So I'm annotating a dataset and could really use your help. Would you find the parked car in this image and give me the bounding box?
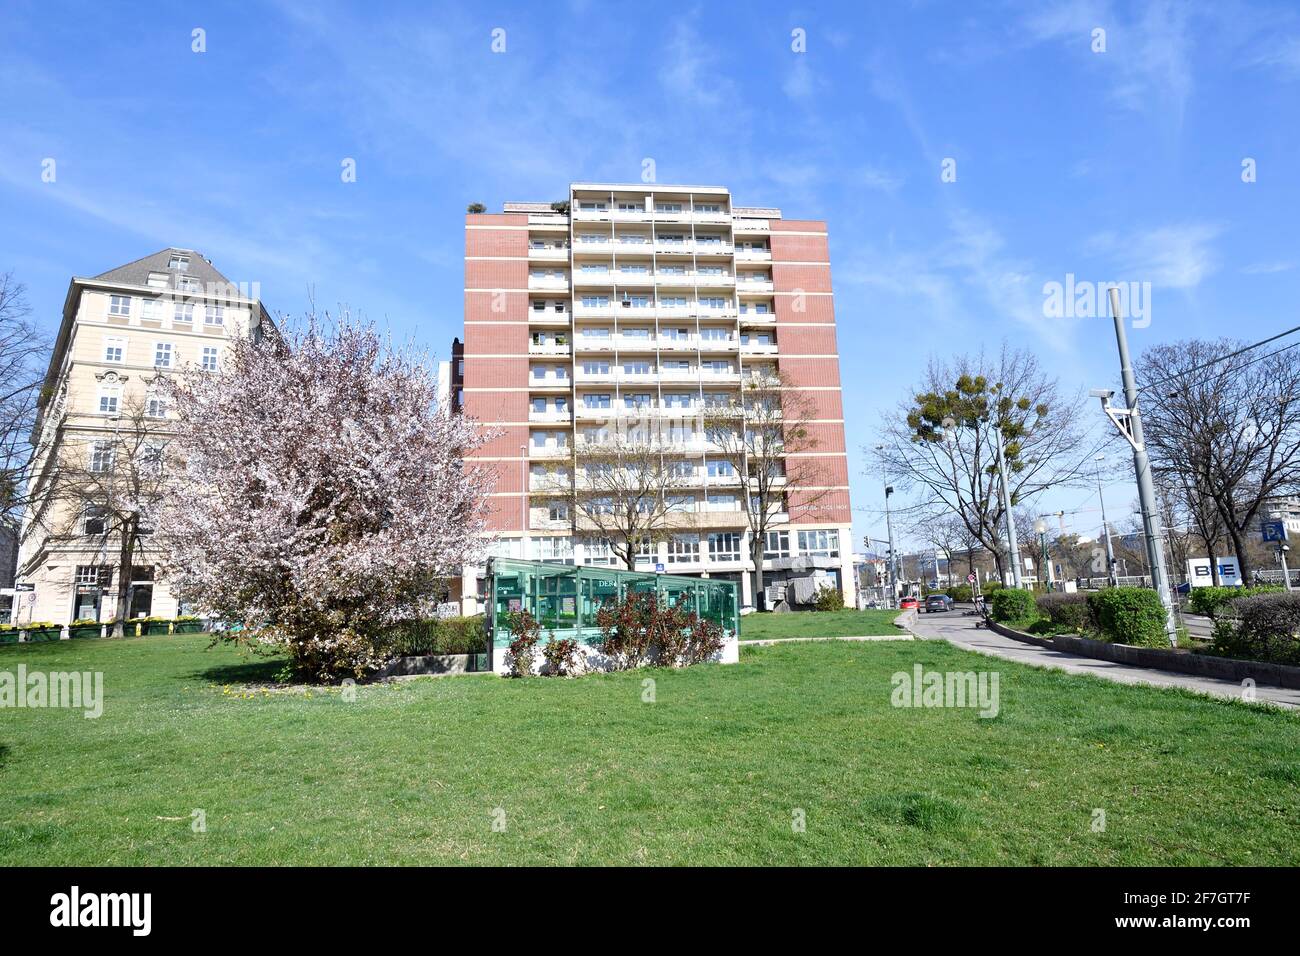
[925,594,954,613]
[899,596,920,610]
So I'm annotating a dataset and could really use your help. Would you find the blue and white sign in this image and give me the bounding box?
[654,563,665,573]
[1262,520,1289,543]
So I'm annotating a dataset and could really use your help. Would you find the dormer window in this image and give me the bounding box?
[168,254,190,271]
[147,273,168,288]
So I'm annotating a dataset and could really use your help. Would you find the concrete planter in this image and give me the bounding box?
[68,624,105,640]
[376,654,475,679]
[22,627,62,643]
[988,618,1300,690]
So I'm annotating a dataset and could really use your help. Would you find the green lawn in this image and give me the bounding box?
[739,609,907,641]
[2,634,1298,865]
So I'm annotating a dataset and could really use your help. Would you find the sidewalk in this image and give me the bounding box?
[908,610,1300,709]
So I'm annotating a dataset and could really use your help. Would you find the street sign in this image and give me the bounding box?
[966,573,976,583]
[15,582,34,592]
[654,563,665,573]
[1262,520,1289,543]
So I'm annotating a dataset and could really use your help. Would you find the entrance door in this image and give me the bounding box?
[73,588,102,622]
[129,584,153,619]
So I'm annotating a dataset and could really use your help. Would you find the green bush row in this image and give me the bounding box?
[378,616,487,657]
[1085,588,1170,647]
[989,588,1036,623]
[1036,592,1092,632]
[1188,585,1281,618]
[1210,591,1300,666]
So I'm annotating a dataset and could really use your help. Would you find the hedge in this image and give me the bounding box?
[379,616,487,656]
[989,588,1036,623]
[1087,587,1170,648]
[1188,585,1280,618]
[1036,592,1092,632]
[945,584,973,604]
[1210,591,1300,665]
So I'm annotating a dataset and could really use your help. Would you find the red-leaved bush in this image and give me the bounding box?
[595,591,726,670]
[503,610,540,678]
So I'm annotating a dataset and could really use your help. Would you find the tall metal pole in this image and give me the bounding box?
[883,484,898,606]
[1108,288,1178,645]
[993,424,1024,588]
[1095,455,1118,587]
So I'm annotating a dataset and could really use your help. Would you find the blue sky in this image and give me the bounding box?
[2,0,1299,557]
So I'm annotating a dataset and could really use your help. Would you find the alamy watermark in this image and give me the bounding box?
[891,664,1000,718]
[1,666,103,718]
[1042,274,1151,328]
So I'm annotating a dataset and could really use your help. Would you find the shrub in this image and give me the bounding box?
[945,584,973,604]
[989,588,1036,624]
[1188,585,1280,618]
[503,611,540,678]
[542,636,582,676]
[813,585,845,612]
[379,616,487,656]
[596,591,726,670]
[1035,592,1092,633]
[1087,587,1170,647]
[1210,591,1300,665]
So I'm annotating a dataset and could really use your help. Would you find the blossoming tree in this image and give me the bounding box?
[158,315,493,680]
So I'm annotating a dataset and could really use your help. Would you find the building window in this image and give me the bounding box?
[141,443,165,474]
[583,394,611,409]
[798,529,840,558]
[174,302,195,323]
[201,347,219,371]
[147,273,169,289]
[82,506,107,537]
[533,536,574,564]
[707,459,736,478]
[141,297,165,321]
[97,387,120,414]
[204,305,224,326]
[583,538,615,566]
[154,342,173,368]
[103,337,126,363]
[668,533,700,563]
[548,500,569,522]
[75,564,110,586]
[146,394,167,419]
[708,532,741,562]
[168,254,190,271]
[90,441,115,472]
[108,295,132,317]
[765,531,791,559]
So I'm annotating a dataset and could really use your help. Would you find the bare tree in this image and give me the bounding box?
[43,398,177,635]
[1138,339,1300,582]
[0,272,47,518]
[702,372,830,602]
[874,345,1096,579]
[565,418,684,571]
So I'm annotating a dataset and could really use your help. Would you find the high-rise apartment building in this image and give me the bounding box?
[455,183,853,611]
[13,248,276,626]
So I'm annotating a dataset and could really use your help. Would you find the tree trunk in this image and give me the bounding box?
[112,519,133,637]
[1229,526,1253,583]
[751,538,765,610]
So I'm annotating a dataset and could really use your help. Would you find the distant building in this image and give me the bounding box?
[13,249,276,626]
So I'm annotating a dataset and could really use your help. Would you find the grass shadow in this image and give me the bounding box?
[190,658,286,686]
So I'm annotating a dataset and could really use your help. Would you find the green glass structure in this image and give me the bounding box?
[485,557,739,663]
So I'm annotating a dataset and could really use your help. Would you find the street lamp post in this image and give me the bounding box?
[1033,517,1049,592]
[1095,453,1118,588]
[1279,545,1293,592]
[1091,287,1179,646]
[992,423,1025,589]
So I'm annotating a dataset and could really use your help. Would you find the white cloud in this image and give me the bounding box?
[1085,223,1222,288]
[1240,260,1296,275]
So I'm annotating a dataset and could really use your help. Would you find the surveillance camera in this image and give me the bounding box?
[1089,388,1115,400]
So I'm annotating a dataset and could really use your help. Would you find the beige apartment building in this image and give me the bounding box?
[12,248,275,627]
[453,183,854,612]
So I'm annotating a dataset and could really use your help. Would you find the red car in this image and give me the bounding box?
[899,597,920,610]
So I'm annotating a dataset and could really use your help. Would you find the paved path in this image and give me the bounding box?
[908,610,1300,709]
[743,634,913,647]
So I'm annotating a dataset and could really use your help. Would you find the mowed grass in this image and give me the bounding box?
[2,634,1298,865]
[739,609,906,641]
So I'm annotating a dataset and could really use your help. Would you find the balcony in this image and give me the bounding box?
[528,375,572,392]
[528,443,572,460]
[529,342,571,356]
[528,409,572,424]
[740,339,778,356]
[734,247,772,262]
[738,310,777,325]
[696,337,738,353]
[528,245,569,261]
[528,274,570,292]
[573,336,615,353]
[572,271,614,288]
[737,277,774,293]
[574,403,615,420]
